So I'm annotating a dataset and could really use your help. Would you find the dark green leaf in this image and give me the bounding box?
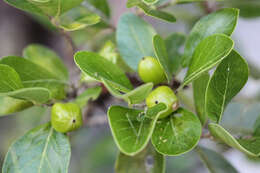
[152,108,201,156]
[193,73,210,125]
[0,64,23,92]
[2,123,71,173]
[0,87,51,104]
[138,3,176,23]
[0,96,33,116]
[4,0,83,16]
[182,8,239,66]
[196,146,238,173]
[182,34,234,87]
[58,6,100,31]
[209,123,260,157]
[115,143,165,173]
[153,35,172,83]
[116,13,156,71]
[108,103,167,155]
[165,33,186,74]
[74,51,133,92]
[205,50,249,123]
[86,0,110,17]
[74,86,102,108]
[23,44,69,81]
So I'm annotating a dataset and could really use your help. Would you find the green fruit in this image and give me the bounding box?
[146,86,178,119]
[51,102,83,133]
[138,56,166,85]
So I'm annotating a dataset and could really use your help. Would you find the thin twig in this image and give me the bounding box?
[59,28,77,54]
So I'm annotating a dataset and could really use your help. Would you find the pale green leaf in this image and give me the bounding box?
[108,103,167,156]
[209,123,260,157]
[23,44,68,81]
[74,86,102,108]
[196,146,238,173]
[0,64,23,92]
[153,35,172,83]
[74,51,133,93]
[138,3,176,23]
[193,73,210,125]
[182,34,234,87]
[2,123,71,173]
[116,13,156,71]
[205,50,249,123]
[58,6,100,31]
[4,0,83,16]
[182,8,239,67]
[115,143,165,173]
[152,108,201,156]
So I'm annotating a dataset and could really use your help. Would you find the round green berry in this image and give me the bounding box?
[51,102,83,133]
[138,56,166,85]
[146,86,178,119]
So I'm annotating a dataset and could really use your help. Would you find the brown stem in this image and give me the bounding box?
[59,29,77,55]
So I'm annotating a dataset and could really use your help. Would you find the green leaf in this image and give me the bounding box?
[209,123,260,157]
[152,108,201,156]
[74,51,133,92]
[193,73,210,125]
[182,34,234,87]
[4,0,83,17]
[102,79,153,105]
[0,56,67,99]
[0,96,33,116]
[165,33,186,74]
[196,146,238,173]
[182,8,239,67]
[127,0,141,8]
[86,0,110,17]
[23,44,68,81]
[58,5,101,31]
[221,102,260,135]
[0,87,51,104]
[74,86,102,108]
[2,123,71,173]
[0,64,23,92]
[226,0,260,18]
[153,35,172,83]
[253,115,260,136]
[0,56,59,81]
[107,103,167,156]
[138,3,176,23]
[205,50,249,123]
[98,40,133,73]
[115,143,165,173]
[116,13,156,71]
[122,83,153,105]
[142,0,158,5]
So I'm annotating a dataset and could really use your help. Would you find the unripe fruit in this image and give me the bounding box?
[146,86,178,119]
[138,56,166,85]
[51,102,83,133]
